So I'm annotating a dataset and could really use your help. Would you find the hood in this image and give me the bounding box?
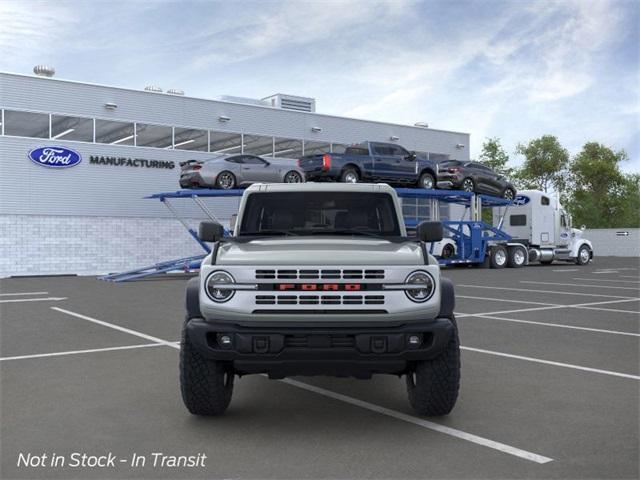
[216,237,423,266]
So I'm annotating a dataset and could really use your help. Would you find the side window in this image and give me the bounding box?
[225,156,243,164]
[391,145,410,157]
[510,215,527,226]
[561,214,567,227]
[541,196,550,206]
[242,155,266,165]
[372,144,392,155]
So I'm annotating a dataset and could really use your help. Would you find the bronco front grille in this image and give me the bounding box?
[255,269,385,280]
[255,294,385,306]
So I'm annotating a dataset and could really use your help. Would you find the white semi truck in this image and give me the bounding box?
[493,190,593,266]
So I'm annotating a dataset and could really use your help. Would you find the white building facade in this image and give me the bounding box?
[0,72,470,277]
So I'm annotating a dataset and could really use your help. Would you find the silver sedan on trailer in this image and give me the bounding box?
[179,154,305,189]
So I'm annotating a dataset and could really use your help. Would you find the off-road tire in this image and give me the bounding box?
[340,168,359,183]
[419,172,436,190]
[576,245,591,265]
[180,321,234,415]
[490,245,508,269]
[406,317,460,416]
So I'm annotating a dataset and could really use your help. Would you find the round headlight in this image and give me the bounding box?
[405,270,435,303]
[206,271,235,303]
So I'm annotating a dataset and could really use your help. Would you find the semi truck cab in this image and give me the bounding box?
[494,190,593,265]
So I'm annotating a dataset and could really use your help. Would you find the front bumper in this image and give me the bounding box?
[185,317,454,378]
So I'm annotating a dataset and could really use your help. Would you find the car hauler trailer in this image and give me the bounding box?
[399,188,529,268]
[492,190,593,266]
[101,186,594,282]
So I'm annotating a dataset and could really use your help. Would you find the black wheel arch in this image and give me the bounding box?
[419,167,436,179]
[438,277,455,319]
[186,276,202,319]
[342,163,362,177]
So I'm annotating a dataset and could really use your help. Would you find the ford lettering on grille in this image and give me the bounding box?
[277,283,362,291]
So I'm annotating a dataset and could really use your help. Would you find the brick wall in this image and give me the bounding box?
[0,215,213,277]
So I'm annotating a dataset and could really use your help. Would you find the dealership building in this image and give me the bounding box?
[0,69,470,277]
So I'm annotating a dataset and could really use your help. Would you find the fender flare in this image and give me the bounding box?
[571,239,593,258]
[438,276,455,319]
[185,276,202,319]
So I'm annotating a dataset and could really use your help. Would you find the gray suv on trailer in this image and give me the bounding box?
[180,183,460,416]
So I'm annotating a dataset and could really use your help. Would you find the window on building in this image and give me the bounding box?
[210,131,243,154]
[173,127,208,151]
[135,123,173,148]
[95,119,135,145]
[429,153,450,163]
[243,134,274,156]
[273,137,303,158]
[51,114,93,142]
[3,110,49,138]
[510,215,527,226]
[303,140,331,156]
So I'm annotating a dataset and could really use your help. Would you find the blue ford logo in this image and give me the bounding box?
[28,146,82,168]
[513,195,530,206]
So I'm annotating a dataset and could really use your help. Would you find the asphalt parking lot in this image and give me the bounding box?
[1,256,638,479]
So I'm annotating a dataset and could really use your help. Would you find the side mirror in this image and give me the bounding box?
[229,214,238,232]
[199,221,224,242]
[407,151,417,161]
[581,224,586,231]
[417,221,443,242]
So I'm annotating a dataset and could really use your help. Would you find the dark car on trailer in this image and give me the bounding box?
[437,160,517,200]
[298,141,440,189]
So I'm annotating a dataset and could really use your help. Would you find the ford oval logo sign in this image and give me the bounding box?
[513,195,530,206]
[28,146,82,168]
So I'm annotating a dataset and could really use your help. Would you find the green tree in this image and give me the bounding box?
[515,135,569,193]
[479,137,513,176]
[565,142,638,228]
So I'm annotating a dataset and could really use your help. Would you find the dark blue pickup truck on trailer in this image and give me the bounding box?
[298,141,440,189]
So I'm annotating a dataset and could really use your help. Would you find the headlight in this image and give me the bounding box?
[206,270,235,303]
[405,270,435,303]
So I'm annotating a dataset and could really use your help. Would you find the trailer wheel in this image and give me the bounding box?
[490,245,508,269]
[507,246,526,268]
[576,245,591,265]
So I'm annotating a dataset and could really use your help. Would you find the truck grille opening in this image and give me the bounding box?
[255,294,385,305]
[255,269,385,280]
[284,335,355,348]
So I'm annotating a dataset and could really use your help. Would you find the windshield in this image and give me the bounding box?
[238,192,401,237]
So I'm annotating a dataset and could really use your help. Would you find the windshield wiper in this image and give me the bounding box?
[239,229,299,237]
[313,229,389,239]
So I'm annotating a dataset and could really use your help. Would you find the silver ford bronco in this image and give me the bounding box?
[180,183,460,416]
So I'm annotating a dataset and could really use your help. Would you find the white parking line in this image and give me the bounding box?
[0,291,49,296]
[572,278,640,284]
[461,347,640,380]
[457,284,637,299]
[552,269,579,272]
[458,313,640,337]
[455,298,640,318]
[620,275,640,279]
[0,297,67,304]
[281,378,553,464]
[51,307,179,348]
[520,281,639,291]
[0,343,166,362]
[457,295,559,306]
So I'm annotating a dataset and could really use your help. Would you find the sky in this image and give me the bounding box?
[1,0,638,172]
